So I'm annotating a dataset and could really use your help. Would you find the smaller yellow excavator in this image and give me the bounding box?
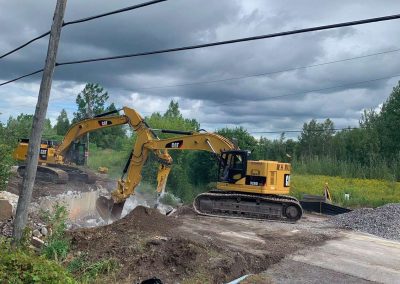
[12,109,132,184]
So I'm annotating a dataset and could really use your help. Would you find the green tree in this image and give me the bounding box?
[73,83,109,122]
[54,109,70,136]
[376,81,400,159]
[298,118,335,157]
[217,127,257,152]
[6,114,55,140]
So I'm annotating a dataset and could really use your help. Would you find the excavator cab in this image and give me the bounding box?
[218,150,248,183]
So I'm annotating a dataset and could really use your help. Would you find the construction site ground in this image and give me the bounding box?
[3,173,400,283]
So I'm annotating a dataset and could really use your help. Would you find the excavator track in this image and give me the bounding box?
[193,190,303,222]
[53,164,96,184]
[17,164,96,184]
[17,165,69,184]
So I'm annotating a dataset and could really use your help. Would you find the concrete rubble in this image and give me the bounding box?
[0,191,18,221]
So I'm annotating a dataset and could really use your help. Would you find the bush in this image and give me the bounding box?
[0,237,76,283]
[41,203,70,262]
[0,144,14,191]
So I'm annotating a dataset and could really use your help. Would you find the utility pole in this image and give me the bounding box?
[13,0,67,242]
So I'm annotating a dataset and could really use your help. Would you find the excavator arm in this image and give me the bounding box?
[56,107,143,158]
[98,128,238,221]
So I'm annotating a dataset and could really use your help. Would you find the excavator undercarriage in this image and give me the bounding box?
[194,191,302,222]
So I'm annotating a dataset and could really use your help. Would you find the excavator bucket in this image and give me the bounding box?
[96,196,125,222]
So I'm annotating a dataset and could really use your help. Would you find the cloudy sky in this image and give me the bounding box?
[1,0,400,138]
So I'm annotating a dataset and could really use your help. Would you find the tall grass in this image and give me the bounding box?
[291,174,400,208]
[292,156,398,181]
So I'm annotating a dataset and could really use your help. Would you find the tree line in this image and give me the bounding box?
[1,81,400,199]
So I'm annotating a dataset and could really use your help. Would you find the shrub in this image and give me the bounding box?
[41,203,70,262]
[0,237,76,283]
[0,144,14,191]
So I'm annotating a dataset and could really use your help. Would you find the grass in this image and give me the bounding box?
[292,156,399,181]
[291,174,400,208]
[87,144,130,178]
[67,254,119,283]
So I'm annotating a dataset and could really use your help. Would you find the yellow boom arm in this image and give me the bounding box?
[112,130,237,203]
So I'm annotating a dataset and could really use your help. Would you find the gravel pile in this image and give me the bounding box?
[331,203,400,241]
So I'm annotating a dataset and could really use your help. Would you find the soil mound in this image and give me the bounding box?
[113,206,180,234]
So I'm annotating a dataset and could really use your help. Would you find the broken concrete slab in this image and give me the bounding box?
[0,191,19,221]
[0,199,13,221]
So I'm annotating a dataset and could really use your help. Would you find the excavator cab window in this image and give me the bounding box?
[218,150,247,183]
[68,141,86,165]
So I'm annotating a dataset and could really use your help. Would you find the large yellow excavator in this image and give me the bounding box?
[14,107,303,222]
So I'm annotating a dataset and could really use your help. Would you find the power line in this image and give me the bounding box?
[210,72,400,106]
[0,68,44,87]
[56,13,400,66]
[249,127,361,134]
[131,48,400,90]
[2,13,400,87]
[62,0,167,26]
[0,32,50,60]
[0,0,167,60]
[262,73,400,100]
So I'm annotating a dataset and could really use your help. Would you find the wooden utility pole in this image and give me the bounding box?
[13,0,67,242]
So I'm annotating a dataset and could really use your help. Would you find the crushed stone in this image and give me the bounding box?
[330,203,400,241]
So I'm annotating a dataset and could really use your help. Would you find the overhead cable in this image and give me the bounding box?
[56,13,400,66]
[0,68,44,87]
[209,72,400,106]
[0,0,167,60]
[2,13,400,87]
[131,48,400,90]
[62,0,167,26]
[249,127,361,134]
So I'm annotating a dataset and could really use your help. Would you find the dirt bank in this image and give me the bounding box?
[69,206,337,283]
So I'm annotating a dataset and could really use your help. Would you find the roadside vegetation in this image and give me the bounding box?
[0,203,118,283]
[291,174,400,208]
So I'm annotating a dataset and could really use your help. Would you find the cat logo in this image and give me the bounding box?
[165,140,183,148]
[39,148,48,160]
[98,120,112,127]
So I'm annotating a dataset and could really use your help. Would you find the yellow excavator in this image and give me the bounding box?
[14,107,303,222]
[93,107,302,222]
[12,109,133,184]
